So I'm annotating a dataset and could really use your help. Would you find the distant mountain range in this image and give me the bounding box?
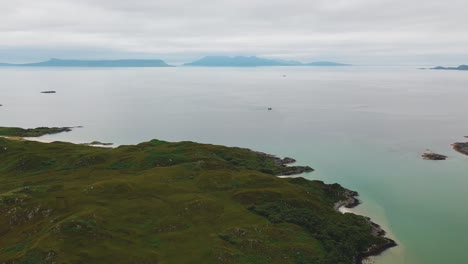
[431,65,468,71]
[0,58,172,67]
[184,56,351,67]
[0,56,352,68]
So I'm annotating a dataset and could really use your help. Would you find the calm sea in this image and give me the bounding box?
[1,66,468,263]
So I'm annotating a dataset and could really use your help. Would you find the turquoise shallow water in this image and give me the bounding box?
[1,66,468,263]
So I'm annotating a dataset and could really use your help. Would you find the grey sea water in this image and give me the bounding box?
[1,66,468,263]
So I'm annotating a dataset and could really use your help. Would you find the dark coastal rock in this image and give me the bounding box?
[281,157,296,164]
[422,152,447,160]
[452,142,468,156]
[269,155,314,175]
[280,165,314,175]
[334,189,361,210]
[251,151,314,176]
[41,91,56,94]
[355,221,397,264]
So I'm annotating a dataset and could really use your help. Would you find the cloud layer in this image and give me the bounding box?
[1,0,467,64]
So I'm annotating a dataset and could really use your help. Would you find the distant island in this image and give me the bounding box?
[0,58,172,67]
[184,56,351,67]
[429,65,468,71]
[0,57,352,68]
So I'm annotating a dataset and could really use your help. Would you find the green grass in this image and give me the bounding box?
[0,137,387,263]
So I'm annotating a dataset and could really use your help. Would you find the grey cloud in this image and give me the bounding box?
[0,0,467,65]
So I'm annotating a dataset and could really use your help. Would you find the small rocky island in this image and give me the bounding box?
[41,90,56,93]
[0,127,395,264]
[422,151,448,160]
[452,142,468,156]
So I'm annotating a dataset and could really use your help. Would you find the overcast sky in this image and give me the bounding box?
[0,0,467,65]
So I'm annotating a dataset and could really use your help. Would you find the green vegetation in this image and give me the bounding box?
[0,126,72,137]
[0,138,389,263]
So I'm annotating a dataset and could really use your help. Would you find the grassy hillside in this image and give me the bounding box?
[0,138,390,263]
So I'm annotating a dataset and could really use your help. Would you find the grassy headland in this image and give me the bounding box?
[0,127,72,137]
[0,136,394,263]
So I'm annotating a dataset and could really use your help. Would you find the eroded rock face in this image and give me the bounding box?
[422,152,447,160]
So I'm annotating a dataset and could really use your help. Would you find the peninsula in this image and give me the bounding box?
[0,128,394,264]
[0,126,73,137]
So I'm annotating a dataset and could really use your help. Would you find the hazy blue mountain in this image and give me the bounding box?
[0,57,352,68]
[184,56,351,67]
[0,58,172,67]
[304,61,351,66]
[184,56,302,67]
[431,65,468,71]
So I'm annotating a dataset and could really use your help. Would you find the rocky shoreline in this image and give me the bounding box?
[452,142,468,156]
[356,220,398,264]
[252,149,396,263]
[335,190,397,264]
[334,189,361,210]
[256,149,396,263]
[254,151,315,175]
